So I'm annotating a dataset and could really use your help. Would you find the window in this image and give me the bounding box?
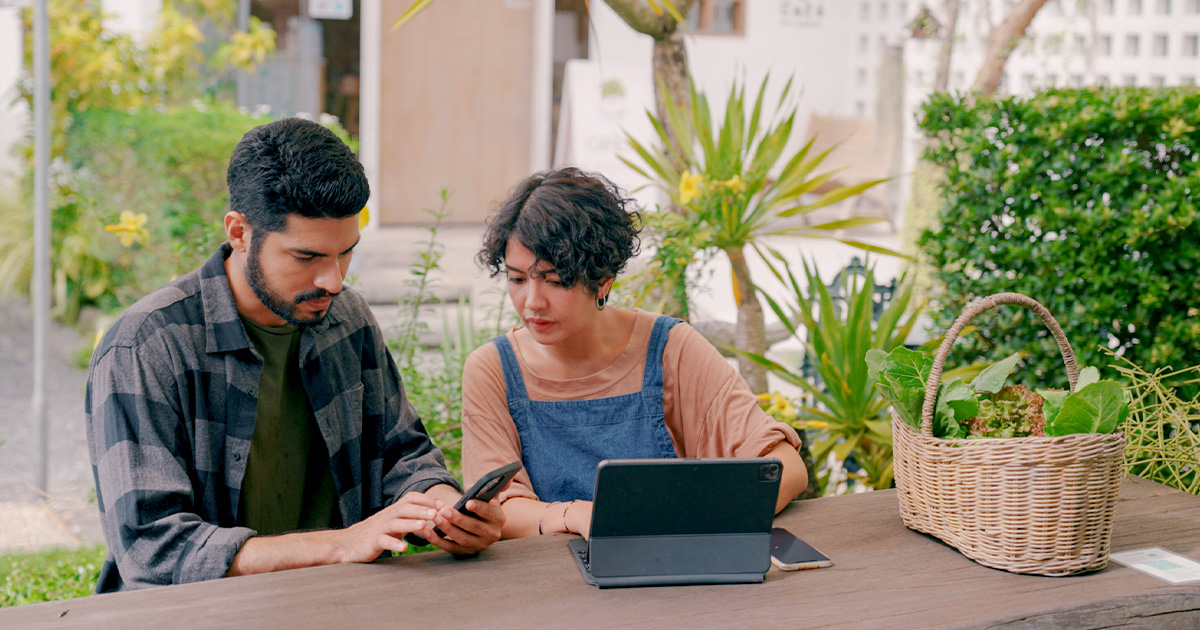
[861,2,870,20]
[898,2,908,17]
[685,1,746,35]
[859,34,869,54]
[1023,73,1036,91]
[1046,73,1058,87]
[1150,75,1166,86]
[1182,75,1197,84]
[1153,34,1169,56]
[1184,34,1199,56]
[1073,34,1088,54]
[1097,34,1113,55]
[1123,74,1138,86]
[1095,74,1110,86]
[1156,0,1172,13]
[1188,0,1200,13]
[879,1,889,20]
[1101,0,1116,14]
[1070,74,1085,87]
[857,67,868,87]
[855,100,866,116]
[1128,0,1143,13]
[1126,34,1141,55]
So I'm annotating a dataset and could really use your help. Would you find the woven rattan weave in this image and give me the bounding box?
[891,293,1125,576]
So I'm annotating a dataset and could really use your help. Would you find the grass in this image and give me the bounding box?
[0,544,106,607]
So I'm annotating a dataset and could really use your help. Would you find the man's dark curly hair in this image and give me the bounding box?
[227,118,369,233]
[478,168,641,295]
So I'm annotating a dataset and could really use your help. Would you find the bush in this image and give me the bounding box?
[0,105,358,324]
[0,544,106,607]
[918,88,1200,395]
[387,194,514,480]
[56,104,274,316]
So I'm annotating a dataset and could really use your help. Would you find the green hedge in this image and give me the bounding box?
[58,104,274,316]
[918,88,1200,393]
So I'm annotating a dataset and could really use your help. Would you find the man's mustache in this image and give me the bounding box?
[295,289,333,303]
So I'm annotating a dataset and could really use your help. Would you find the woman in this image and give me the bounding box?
[461,167,807,539]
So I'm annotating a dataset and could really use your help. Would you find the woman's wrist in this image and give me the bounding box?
[559,500,577,533]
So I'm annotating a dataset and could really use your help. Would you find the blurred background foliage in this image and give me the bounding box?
[918,87,1200,398]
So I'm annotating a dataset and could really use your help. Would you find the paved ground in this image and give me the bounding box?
[0,221,901,555]
[0,298,103,553]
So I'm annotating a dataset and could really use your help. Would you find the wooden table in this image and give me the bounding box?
[5,476,1200,629]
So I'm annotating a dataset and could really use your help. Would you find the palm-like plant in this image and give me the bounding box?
[623,75,895,393]
[740,258,920,491]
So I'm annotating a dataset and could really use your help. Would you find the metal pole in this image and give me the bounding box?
[236,0,250,107]
[32,0,50,492]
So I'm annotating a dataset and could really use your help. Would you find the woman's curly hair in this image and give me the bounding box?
[477,168,641,295]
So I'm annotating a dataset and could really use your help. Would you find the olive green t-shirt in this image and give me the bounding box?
[236,317,339,536]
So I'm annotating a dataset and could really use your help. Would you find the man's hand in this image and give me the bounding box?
[228,493,440,576]
[419,484,505,554]
[334,492,441,563]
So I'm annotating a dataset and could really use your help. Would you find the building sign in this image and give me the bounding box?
[781,0,824,28]
[554,59,660,211]
[309,0,352,20]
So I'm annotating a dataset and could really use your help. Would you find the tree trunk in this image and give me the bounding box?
[604,0,697,319]
[649,29,692,320]
[652,29,691,170]
[724,246,767,394]
[933,0,961,92]
[971,0,1050,97]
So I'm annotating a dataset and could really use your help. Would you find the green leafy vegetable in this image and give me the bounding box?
[867,347,932,430]
[934,378,974,439]
[967,385,1046,438]
[970,353,1021,394]
[1076,366,1100,390]
[1038,389,1069,424]
[1046,381,1129,436]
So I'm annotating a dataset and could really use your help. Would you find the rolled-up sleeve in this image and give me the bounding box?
[87,340,254,591]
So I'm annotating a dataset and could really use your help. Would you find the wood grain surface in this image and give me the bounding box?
[4,477,1198,630]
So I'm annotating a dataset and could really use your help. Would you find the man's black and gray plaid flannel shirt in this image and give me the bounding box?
[85,244,460,592]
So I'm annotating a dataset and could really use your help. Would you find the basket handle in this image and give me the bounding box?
[920,292,1079,437]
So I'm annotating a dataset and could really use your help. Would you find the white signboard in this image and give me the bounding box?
[309,0,352,20]
[553,59,662,211]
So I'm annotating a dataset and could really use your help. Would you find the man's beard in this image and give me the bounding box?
[244,236,336,326]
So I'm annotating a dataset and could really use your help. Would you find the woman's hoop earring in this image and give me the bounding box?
[596,294,608,310]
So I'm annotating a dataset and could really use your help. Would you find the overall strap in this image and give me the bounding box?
[642,316,682,390]
[490,335,529,400]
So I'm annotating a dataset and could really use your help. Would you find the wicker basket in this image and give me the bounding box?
[891,292,1125,576]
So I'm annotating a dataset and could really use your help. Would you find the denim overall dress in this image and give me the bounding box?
[491,315,682,503]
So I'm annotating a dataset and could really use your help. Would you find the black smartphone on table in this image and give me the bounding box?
[405,461,522,545]
[770,527,832,571]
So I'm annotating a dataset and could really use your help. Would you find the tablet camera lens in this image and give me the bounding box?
[759,463,781,481]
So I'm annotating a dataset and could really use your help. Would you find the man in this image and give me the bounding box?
[85,118,503,592]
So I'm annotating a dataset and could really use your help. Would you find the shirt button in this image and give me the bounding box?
[233,453,242,461]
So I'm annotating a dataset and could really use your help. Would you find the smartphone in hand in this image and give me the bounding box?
[770,527,832,571]
[431,461,522,537]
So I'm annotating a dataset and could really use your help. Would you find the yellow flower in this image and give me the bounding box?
[104,211,149,248]
[358,205,370,230]
[758,391,799,424]
[678,172,704,205]
[717,174,747,192]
